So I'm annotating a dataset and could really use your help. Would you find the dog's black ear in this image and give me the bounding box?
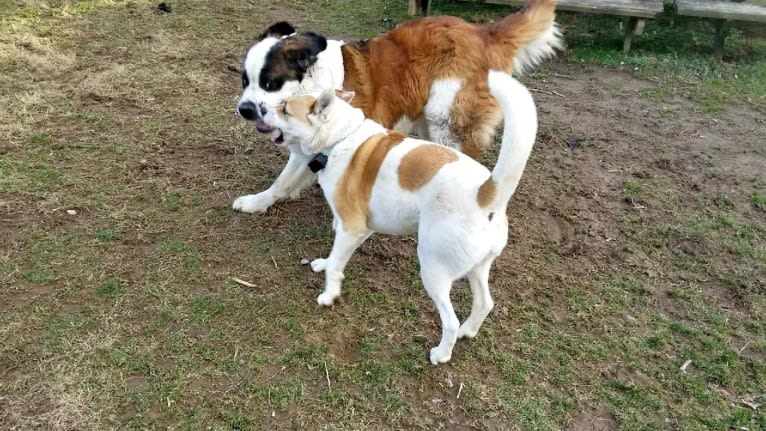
[284,32,328,74]
[258,21,295,40]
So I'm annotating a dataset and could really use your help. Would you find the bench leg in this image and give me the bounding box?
[420,0,431,16]
[623,17,645,54]
[408,0,418,15]
[409,0,431,16]
[711,19,730,61]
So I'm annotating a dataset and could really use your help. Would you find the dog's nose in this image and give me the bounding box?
[238,101,257,121]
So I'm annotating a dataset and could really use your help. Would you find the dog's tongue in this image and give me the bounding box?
[255,119,274,133]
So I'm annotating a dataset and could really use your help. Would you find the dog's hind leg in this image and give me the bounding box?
[450,84,503,160]
[420,264,459,365]
[457,255,496,339]
[232,151,314,213]
[424,79,462,150]
[316,229,372,306]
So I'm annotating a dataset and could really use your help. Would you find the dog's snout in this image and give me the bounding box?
[238,101,257,121]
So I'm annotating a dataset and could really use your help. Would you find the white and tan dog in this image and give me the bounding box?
[265,71,537,364]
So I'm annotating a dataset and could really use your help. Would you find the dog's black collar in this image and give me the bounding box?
[308,153,328,173]
[305,120,368,173]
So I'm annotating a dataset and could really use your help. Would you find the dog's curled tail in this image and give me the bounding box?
[476,71,537,214]
[488,0,563,75]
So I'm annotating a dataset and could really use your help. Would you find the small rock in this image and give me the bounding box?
[565,137,586,150]
[157,2,171,13]
[300,258,310,265]
[66,209,77,215]
[239,358,245,365]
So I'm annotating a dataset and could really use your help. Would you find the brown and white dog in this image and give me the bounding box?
[264,71,537,364]
[233,0,561,214]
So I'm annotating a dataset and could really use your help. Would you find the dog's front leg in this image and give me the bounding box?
[310,216,341,273]
[232,151,314,213]
[316,229,371,306]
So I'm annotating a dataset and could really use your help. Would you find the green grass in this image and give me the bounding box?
[622,179,644,195]
[96,277,123,298]
[189,295,226,321]
[95,228,120,243]
[751,190,766,210]
[24,265,54,283]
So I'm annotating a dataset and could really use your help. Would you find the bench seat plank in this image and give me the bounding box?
[464,0,665,18]
[676,0,766,23]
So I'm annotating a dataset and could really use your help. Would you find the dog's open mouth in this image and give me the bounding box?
[255,119,274,134]
[271,128,284,145]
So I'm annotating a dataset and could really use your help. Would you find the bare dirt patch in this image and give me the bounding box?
[572,405,619,431]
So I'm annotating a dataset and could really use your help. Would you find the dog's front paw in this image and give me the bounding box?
[310,258,327,273]
[232,192,274,213]
[429,346,453,365]
[317,291,338,306]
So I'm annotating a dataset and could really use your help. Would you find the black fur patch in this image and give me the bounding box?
[258,32,328,92]
[258,21,296,40]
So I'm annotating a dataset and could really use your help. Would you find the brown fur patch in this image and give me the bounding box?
[334,132,405,232]
[281,95,315,124]
[477,178,497,208]
[398,145,458,191]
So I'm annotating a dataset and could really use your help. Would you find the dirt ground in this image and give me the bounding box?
[1,1,765,430]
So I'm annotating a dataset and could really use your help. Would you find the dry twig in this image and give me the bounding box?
[230,276,256,288]
[324,361,332,392]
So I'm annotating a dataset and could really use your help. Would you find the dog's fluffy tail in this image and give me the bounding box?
[477,71,537,214]
[487,0,563,75]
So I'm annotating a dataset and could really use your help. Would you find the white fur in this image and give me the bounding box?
[267,71,538,364]
[424,79,462,149]
[232,143,314,213]
[393,115,429,139]
[513,23,563,76]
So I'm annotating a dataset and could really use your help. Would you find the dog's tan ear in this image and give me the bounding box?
[335,90,355,103]
[310,89,335,122]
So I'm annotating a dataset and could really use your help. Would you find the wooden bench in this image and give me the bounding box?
[675,0,766,60]
[411,0,665,52]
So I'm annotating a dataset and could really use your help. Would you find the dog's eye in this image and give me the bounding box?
[261,78,284,92]
[241,71,249,89]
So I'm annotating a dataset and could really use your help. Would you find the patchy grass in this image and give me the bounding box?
[751,190,766,211]
[430,0,766,114]
[1,0,765,430]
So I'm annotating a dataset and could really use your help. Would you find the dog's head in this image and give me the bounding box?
[264,89,356,155]
[237,21,329,137]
